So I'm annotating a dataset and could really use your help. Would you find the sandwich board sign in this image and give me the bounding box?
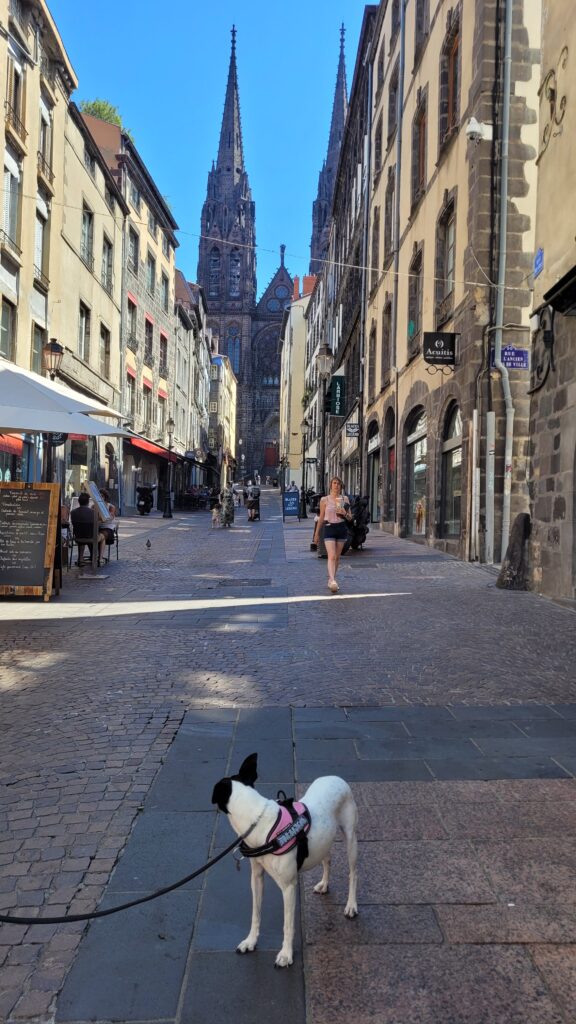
[282,490,300,521]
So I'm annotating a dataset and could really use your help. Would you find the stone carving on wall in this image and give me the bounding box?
[537,45,568,164]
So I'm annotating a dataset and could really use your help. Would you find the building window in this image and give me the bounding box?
[209,401,218,414]
[161,272,169,312]
[3,148,21,247]
[142,385,152,428]
[374,116,383,178]
[411,92,427,206]
[146,252,156,295]
[1,299,16,360]
[84,146,96,178]
[368,324,377,402]
[391,0,400,41]
[414,0,429,61]
[7,50,24,125]
[78,302,91,362]
[384,408,395,521]
[129,179,141,212]
[148,209,158,238]
[381,301,392,386]
[229,249,241,297]
[81,203,94,268]
[376,43,385,95]
[144,319,153,365]
[162,232,170,258]
[209,248,221,297]
[127,298,137,344]
[126,374,136,417]
[210,364,218,380]
[157,396,166,433]
[435,198,456,326]
[406,408,427,536]
[101,236,113,292]
[441,404,462,536]
[99,324,111,379]
[128,227,139,274]
[39,98,52,168]
[408,247,423,359]
[159,334,168,377]
[439,12,461,146]
[104,185,115,212]
[388,61,399,141]
[31,323,45,374]
[226,324,241,375]
[370,208,380,292]
[34,209,46,279]
[384,167,395,264]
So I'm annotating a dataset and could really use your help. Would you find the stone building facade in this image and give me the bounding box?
[309,27,348,274]
[527,0,576,602]
[196,29,291,481]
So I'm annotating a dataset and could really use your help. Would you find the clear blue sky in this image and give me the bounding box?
[49,0,366,296]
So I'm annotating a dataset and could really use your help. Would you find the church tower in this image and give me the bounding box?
[310,25,348,273]
[197,28,292,480]
[197,26,255,398]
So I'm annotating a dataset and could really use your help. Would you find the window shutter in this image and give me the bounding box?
[35,214,44,268]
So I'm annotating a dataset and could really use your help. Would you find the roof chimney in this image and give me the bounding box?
[302,275,316,297]
[293,276,300,301]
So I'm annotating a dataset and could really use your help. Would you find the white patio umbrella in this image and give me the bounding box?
[0,361,122,419]
[0,407,131,436]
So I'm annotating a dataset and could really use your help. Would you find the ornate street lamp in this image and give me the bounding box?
[41,338,64,381]
[300,416,310,519]
[163,416,175,519]
[316,344,332,495]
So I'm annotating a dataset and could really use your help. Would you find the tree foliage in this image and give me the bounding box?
[79,99,133,141]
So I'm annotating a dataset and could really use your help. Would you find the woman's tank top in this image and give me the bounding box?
[324,495,347,524]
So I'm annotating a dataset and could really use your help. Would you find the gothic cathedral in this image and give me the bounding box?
[197,28,292,480]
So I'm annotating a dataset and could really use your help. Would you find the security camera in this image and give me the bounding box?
[466,117,493,144]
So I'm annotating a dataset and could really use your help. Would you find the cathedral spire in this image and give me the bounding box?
[309,27,349,273]
[216,24,245,182]
[326,23,348,176]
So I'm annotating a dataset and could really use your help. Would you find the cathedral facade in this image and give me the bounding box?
[197,28,292,480]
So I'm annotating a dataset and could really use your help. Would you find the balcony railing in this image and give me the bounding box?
[5,101,27,145]
[101,273,113,295]
[158,361,169,379]
[9,0,26,29]
[0,228,22,259]
[37,151,55,186]
[33,265,50,291]
[143,347,154,367]
[80,245,94,271]
[40,53,56,89]
[126,334,138,353]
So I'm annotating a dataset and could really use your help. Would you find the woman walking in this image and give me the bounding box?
[219,484,235,528]
[312,476,352,593]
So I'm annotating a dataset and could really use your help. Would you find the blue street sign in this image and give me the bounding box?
[534,248,544,279]
[283,491,300,519]
[490,346,530,370]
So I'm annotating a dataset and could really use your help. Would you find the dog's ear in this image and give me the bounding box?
[211,778,233,813]
[237,752,258,787]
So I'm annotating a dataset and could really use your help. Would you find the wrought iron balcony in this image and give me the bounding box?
[143,346,154,367]
[4,101,27,146]
[80,245,94,271]
[0,228,22,260]
[37,151,55,187]
[158,361,169,379]
[126,334,138,353]
[33,265,50,291]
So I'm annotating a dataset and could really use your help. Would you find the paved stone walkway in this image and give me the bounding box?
[0,490,575,1022]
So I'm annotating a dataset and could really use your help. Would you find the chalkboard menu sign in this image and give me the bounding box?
[0,483,59,601]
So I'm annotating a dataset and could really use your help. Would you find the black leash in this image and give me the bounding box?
[0,812,264,927]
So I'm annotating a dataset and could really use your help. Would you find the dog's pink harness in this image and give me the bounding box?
[239,794,311,869]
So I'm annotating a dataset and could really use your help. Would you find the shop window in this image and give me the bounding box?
[441,403,462,536]
[406,408,427,535]
[384,408,396,521]
[407,246,423,359]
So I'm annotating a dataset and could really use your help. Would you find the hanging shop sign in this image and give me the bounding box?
[330,375,345,415]
[423,332,457,365]
[346,422,360,438]
[43,433,68,447]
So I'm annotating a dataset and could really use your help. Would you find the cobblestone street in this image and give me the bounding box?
[1,489,576,1023]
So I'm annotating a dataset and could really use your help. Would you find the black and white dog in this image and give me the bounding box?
[212,752,358,967]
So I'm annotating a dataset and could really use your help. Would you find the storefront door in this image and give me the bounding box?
[369,451,381,522]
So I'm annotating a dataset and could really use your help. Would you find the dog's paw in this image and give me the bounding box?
[344,903,358,919]
[236,938,257,954]
[313,880,329,894]
[274,950,293,968]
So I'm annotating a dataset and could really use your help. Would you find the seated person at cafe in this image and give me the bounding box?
[70,492,105,564]
[99,489,117,549]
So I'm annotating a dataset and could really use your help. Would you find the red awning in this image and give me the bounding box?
[142,377,153,390]
[126,366,136,379]
[0,433,24,456]
[69,434,88,441]
[157,388,168,399]
[131,437,176,462]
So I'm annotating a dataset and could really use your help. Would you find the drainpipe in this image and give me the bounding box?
[491,0,514,561]
[391,0,406,528]
[358,45,374,497]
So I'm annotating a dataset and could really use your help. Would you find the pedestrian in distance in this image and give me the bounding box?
[220,485,235,528]
[312,476,352,593]
[211,501,222,529]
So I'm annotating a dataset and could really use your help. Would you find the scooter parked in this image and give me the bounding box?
[136,485,156,516]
